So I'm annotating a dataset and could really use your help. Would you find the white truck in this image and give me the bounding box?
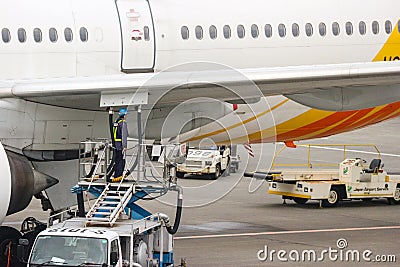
[268,158,400,207]
[176,146,230,179]
[23,213,174,267]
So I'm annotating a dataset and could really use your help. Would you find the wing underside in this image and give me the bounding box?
[1,61,400,111]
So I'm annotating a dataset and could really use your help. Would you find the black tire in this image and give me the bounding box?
[0,226,22,267]
[176,171,185,178]
[361,198,373,202]
[322,187,341,207]
[212,164,221,180]
[293,197,308,205]
[388,187,400,205]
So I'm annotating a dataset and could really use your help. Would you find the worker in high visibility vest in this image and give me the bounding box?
[112,108,129,182]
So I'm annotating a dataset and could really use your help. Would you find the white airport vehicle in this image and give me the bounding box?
[269,158,400,207]
[176,146,230,179]
[24,212,174,267]
[265,145,400,207]
[228,145,241,173]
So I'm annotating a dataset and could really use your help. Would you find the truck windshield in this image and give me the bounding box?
[29,236,108,266]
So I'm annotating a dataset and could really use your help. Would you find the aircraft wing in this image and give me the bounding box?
[1,61,400,111]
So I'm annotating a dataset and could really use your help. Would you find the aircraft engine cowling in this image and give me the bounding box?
[0,142,12,224]
[6,150,35,216]
[1,145,35,220]
[0,142,59,224]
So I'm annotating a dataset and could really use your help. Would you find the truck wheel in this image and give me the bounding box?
[322,187,340,207]
[361,198,373,202]
[176,172,185,178]
[293,198,308,205]
[388,188,400,205]
[0,226,22,267]
[212,164,221,180]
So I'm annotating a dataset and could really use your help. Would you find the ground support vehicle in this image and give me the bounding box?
[25,190,176,267]
[266,144,400,207]
[176,146,230,179]
[20,140,183,267]
[228,145,240,173]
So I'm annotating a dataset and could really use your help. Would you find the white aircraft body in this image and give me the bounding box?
[1,1,400,258]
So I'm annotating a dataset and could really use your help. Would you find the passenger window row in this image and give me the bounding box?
[1,27,88,43]
[181,20,400,40]
[2,26,152,44]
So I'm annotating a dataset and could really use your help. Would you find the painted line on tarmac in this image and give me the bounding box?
[175,225,400,240]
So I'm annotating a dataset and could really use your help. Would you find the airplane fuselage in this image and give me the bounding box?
[0,0,399,80]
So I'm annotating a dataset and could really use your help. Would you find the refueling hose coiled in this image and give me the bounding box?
[161,185,183,235]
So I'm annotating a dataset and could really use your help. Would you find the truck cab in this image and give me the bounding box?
[28,227,122,266]
[26,216,172,267]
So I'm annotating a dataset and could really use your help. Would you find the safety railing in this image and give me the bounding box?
[47,208,79,227]
[271,143,381,169]
[78,140,183,188]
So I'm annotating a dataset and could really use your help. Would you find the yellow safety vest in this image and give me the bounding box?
[113,119,124,142]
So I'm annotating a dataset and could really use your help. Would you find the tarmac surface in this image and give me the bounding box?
[4,118,400,266]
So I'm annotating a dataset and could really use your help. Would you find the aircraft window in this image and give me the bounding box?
[33,28,42,42]
[223,25,231,39]
[237,24,245,39]
[305,23,313,37]
[292,23,299,37]
[359,21,366,35]
[251,24,259,38]
[332,22,340,36]
[372,21,379,34]
[195,25,203,40]
[385,20,392,34]
[345,22,353,35]
[264,24,272,38]
[64,28,73,42]
[181,26,189,40]
[2,28,10,43]
[398,21,400,33]
[209,25,217,39]
[18,28,26,43]
[49,28,58,42]
[278,24,286,37]
[144,26,150,41]
[80,27,88,42]
[319,22,326,36]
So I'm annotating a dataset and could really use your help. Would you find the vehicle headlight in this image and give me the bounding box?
[205,160,212,165]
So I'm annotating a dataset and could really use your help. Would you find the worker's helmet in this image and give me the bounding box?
[119,108,128,116]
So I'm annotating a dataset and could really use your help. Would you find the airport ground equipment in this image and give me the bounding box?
[250,144,400,207]
[228,145,241,173]
[176,146,230,179]
[19,139,183,266]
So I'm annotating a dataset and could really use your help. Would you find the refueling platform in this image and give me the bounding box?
[21,138,183,267]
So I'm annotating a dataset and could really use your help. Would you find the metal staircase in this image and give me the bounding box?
[85,183,134,226]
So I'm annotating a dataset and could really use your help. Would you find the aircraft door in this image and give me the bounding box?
[116,0,155,71]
